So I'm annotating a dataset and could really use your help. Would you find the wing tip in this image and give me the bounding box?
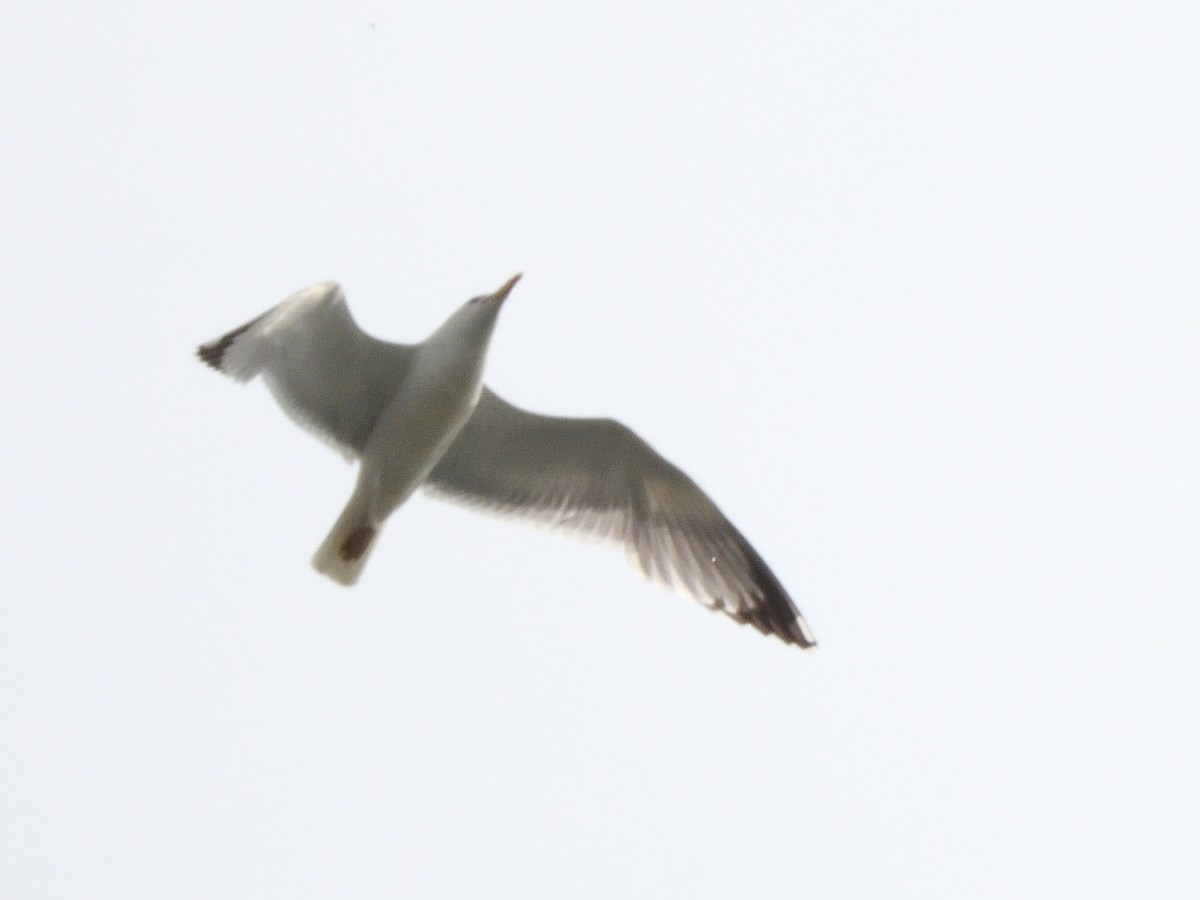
[731,604,818,650]
[768,606,818,651]
[196,340,226,371]
[730,538,817,650]
[789,614,819,650]
[196,310,270,377]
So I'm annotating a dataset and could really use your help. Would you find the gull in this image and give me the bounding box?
[197,277,816,649]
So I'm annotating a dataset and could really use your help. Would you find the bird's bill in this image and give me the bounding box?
[490,273,522,303]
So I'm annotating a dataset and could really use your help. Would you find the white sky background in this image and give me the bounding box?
[2,1,1197,896]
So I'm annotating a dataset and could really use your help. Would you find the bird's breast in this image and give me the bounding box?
[358,352,483,508]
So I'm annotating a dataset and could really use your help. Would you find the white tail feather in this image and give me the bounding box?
[311,489,379,586]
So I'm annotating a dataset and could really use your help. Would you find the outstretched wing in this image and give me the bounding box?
[197,282,413,459]
[425,389,815,648]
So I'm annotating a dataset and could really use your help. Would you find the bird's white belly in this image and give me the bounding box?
[358,365,480,519]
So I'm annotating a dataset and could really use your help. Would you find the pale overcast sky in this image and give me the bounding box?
[3,1,1197,897]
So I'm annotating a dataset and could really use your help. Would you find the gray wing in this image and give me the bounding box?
[197,282,413,459]
[425,389,816,648]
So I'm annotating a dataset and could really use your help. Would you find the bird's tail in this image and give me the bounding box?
[312,489,380,586]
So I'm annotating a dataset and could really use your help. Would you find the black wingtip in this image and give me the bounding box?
[196,310,269,373]
[732,538,818,650]
[732,605,818,649]
[197,341,224,370]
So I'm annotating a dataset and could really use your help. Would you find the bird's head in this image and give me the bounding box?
[431,273,521,346]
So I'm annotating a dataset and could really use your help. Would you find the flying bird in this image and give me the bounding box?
[197,277,816,648]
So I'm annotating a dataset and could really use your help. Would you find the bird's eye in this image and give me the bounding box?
[468,295,484,305]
